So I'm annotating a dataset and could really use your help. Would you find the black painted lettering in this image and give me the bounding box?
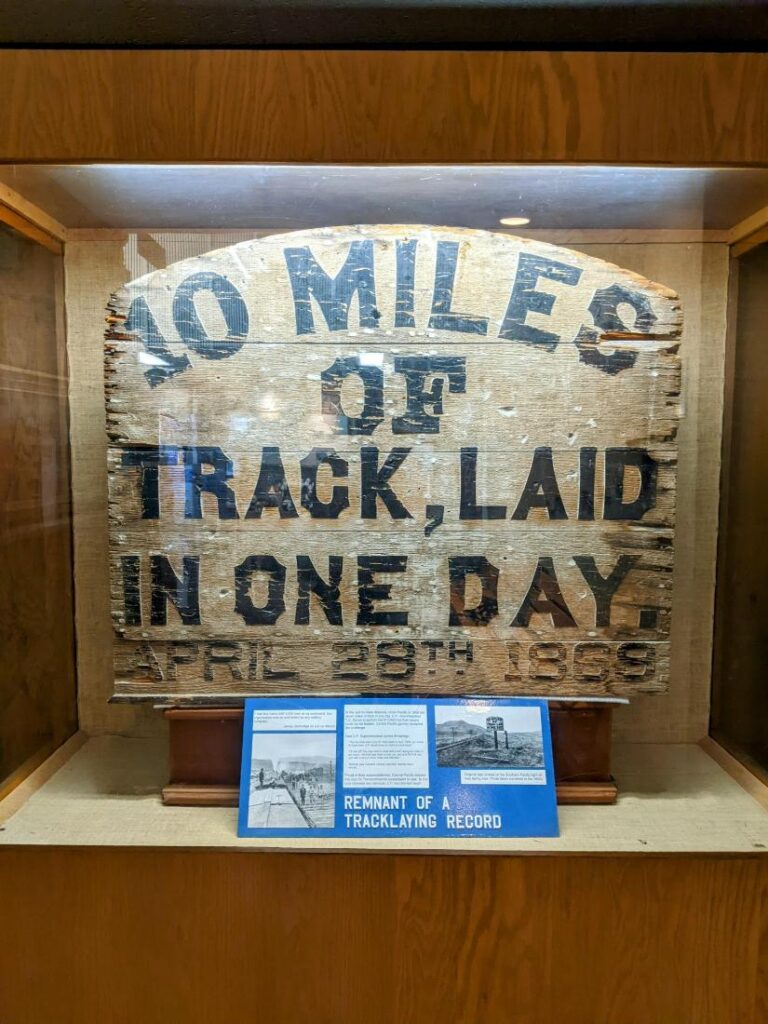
[299,448,349,518]
[377,641,416,677]
[245,447,299,519]
[172,272,248,360]
[150,555,201,626]
[573,554,639,627]
[182,446,239,519]
[360,447,412,519]
[578,447,598,521]
[499,254,582,349]
[234,555,286,625]
[448,556,499,626]
[424,504,444,537]
[121,555,142,625]
[604,448,658,520]
[125,295,190,387]
[284,240,379,335]
[428,241,488,334]
[321,356,384,435]
[295,555,343,626]
[574,283,658,375]
[357,555,409,626]
[459,448,507,520]
[511,557,577,628]
[394,239,417,328]
[120,445,179,520]
[392,355,467,433]
[639,607,659,629]
[511,447,567,520]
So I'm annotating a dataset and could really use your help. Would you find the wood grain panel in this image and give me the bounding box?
[0,223,77,786]
[0,848,765,1024]
[0,51,767,164]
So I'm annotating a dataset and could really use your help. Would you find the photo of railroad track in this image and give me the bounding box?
[435,705,544,769]
[247,732,336,829]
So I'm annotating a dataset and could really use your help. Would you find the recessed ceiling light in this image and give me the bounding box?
[499,216,531,227]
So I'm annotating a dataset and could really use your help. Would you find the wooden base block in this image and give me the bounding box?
[556,780,618,805]
[161,781,618,807]
[162,701,617,808]
[162,783,239,807]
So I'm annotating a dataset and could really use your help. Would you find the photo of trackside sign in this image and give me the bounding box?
[105,225,682,702]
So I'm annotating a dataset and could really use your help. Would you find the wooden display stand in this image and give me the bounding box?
[161,700,618,807]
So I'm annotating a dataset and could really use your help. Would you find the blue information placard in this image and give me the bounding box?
[238,696,559,839]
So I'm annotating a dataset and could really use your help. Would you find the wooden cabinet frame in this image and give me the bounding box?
[1,47,767,1024]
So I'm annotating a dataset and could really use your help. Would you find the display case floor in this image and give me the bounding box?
[1,735,767,853]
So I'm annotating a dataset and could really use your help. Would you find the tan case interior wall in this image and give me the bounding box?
[65,232,728,742]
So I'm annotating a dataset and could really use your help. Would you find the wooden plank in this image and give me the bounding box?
[108,533,674,640]
[105,343,682,449]
[106,447,678,526]
[106,226,682,701]
[1,52,768,165]
[113,638,670,700]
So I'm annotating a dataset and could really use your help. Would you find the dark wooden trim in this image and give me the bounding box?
[161,781,618,806]
[0,2,766,50]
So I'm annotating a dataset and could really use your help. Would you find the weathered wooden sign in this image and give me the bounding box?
[105,226,682,702]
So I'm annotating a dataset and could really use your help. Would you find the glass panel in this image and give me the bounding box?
[711,242,768,775]
[1,163,768,230]
[0,222,77,785]
[0,161,764,851]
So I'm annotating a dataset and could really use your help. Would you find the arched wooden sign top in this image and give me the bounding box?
[105,226,682,703]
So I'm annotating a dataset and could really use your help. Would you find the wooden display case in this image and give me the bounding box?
[1,50,767,849]
[1,49,767,1024]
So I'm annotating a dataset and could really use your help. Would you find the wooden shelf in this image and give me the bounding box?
[1,735,767,854]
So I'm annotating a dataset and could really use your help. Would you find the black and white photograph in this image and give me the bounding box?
[435,704,545,769]
[247,732,336,829]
